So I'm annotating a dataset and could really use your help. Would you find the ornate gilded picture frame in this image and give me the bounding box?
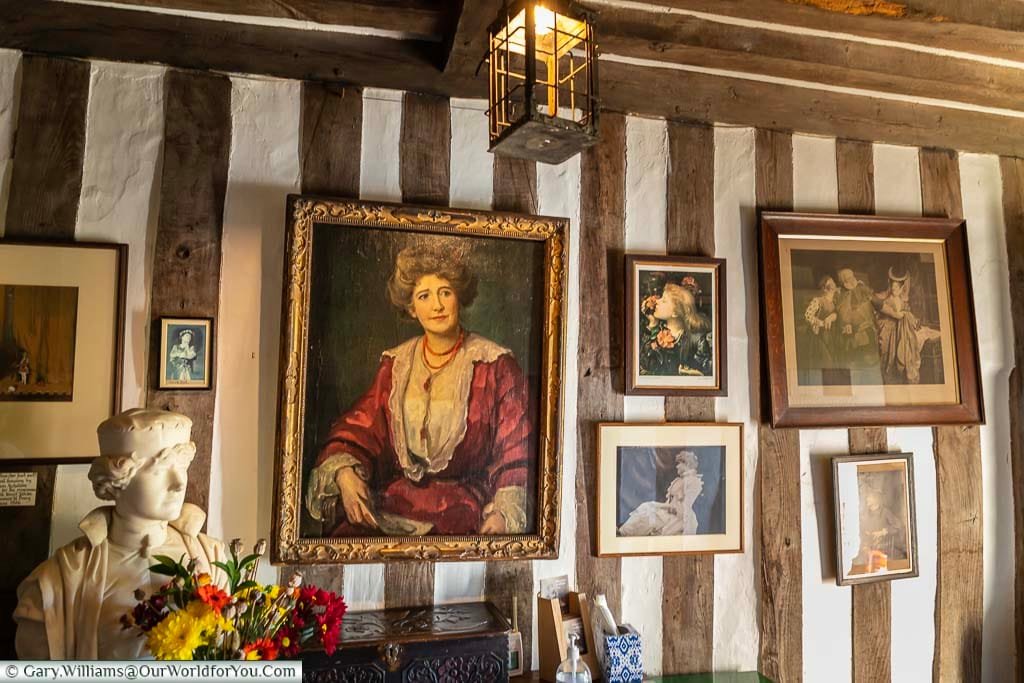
[272,196,567,564]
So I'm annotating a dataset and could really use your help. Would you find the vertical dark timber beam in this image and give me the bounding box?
[146,69,231,515]
[384,92,450,609]
[837,139,892,683]
[287,82,364,593]
[6,55,88,239]
[661,121,715,675]
[0,54,89,659]
[486,155,537,668]
[576,113,626,618]
[999,155,1024,683]
[755,129,802,683]
[919,148,983,683]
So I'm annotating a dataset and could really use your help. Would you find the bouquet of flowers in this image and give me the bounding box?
[121,539,347,661]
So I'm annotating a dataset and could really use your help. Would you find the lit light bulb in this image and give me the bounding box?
[534,6,556,35]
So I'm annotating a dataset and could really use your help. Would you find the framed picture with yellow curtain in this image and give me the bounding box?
[0,241,127,462]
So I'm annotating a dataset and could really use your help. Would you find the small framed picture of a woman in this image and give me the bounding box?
[625,255,726,396]
[596,422,743,556]
[272,196,567,563]
[158,317,213,390]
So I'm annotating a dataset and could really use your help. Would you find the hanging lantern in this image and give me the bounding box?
[486,1,598,165]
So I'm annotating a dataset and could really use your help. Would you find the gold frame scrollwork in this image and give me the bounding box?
[271,195,567,564]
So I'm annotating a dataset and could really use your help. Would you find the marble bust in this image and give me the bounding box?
[13,408,227,660]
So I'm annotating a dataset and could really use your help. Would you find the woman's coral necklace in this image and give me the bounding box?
[422,329,464,371]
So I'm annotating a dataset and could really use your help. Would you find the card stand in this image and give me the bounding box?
[601,624,643,683]
[537,591,602,681]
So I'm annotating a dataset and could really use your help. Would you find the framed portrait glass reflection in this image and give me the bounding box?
[833,453,918,586]
[625,255,726,396]
[761,212,984,428]
[271,196,567,564]
[596,422,743,556]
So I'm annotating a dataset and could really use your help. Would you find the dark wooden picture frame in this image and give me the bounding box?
[158,316,214,390]
[760,212,984,428]
[832,452,919,586]
[271,196,567,564]
[0,240,127,463]
[625,255,727,397]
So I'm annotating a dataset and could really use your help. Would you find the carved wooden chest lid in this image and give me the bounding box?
[339,601,511,647]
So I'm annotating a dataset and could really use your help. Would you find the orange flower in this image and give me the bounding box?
[196,584,230,614]
[641,294,659,313]
[243,638,279,661]
[196,573,212,587]
[656,328,677,349]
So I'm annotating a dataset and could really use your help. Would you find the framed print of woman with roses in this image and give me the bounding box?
[271,196,566,564]
[625,255,726,396]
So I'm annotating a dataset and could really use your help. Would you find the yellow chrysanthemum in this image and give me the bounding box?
[197,573,212,586]
[146,611,204,660]
[265,585,281,600]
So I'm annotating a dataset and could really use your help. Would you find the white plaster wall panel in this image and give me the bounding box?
[873,141,938,682]
[49,464,100,555]
[798,428,852,683]
[359,88,403,204]
[212,77,301,586]
[791,134,852,683]
[872,144,923,217]
[48,62,166,556]
[959,152,1015,683]
[711,125,759,672]
[343,86,405,609]
[532,152,582,670]
[621,114,668,676]
[76,61,166,410]
[0,49,20,238]
[432,96,493,606]
[447,98,492,211]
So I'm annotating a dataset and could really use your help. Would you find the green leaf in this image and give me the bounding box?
[150,565,179,577]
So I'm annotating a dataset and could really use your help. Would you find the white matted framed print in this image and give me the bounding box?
[158,317,213,390]
[833,452,918,586]
[597,422,743,556]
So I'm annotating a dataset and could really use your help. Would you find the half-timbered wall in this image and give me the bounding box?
[0,51,1018,681]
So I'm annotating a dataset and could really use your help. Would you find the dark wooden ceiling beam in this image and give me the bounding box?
[635,0,1024,62]
[595,6,1024,112]
[599,58,1024,156]
[2,0,1023,156]
[441,0,502,76]
[88,0,446,37]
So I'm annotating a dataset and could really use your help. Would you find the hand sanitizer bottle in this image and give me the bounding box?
[555,633,592,683]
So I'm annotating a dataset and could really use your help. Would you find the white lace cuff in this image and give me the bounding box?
[305,453,365,521]
[483,486,528,533]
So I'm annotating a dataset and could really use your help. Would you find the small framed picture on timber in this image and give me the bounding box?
[158,317,214,390]
[625,255,726,396]
[833,453,918,586]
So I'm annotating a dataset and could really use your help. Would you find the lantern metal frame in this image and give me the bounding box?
[486,0,599,164]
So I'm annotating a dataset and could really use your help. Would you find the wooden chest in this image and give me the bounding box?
[300,601,511,683]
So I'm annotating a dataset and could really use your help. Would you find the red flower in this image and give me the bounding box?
[656,328,677,349]
[243,638,279,661]
[680,276,700,295]
[196,584,230,614]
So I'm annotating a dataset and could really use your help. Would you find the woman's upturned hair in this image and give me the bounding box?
[387,245,479,314]
[661,283,710,333]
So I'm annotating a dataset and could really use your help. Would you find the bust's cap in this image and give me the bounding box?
[97,408,193,458]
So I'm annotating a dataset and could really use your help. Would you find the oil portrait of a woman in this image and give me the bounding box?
[305,245,533,537]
